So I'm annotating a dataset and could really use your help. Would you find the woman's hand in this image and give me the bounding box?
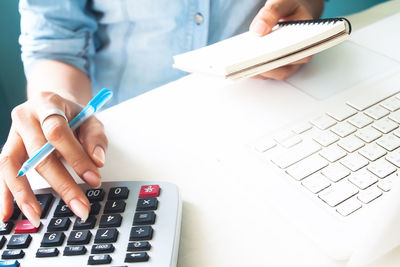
[0,92,108,226]
[249,0,324,80]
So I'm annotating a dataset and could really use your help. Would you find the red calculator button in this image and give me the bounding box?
[139,185,160,198]
[15,220,40,234]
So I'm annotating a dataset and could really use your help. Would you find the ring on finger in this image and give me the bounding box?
[39,109,68,127]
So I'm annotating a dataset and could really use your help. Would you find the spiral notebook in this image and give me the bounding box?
[173,18,352,80]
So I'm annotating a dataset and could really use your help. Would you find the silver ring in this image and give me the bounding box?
[40,109,68,127]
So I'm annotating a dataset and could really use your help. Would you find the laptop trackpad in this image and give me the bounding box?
[285,41,400,100]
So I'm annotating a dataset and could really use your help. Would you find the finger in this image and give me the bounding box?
[250,0,299,36]
[11,102,90,220]
[78,116,108,168]
[33,93,101,187]
[0,178,15,223]
[291,56,312,65]
[0,126,41,227]
[251,74,270,80]
[257,64,302,80]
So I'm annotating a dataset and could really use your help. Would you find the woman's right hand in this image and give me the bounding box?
[0,91,108,226]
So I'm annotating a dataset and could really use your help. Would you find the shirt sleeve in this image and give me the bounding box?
[19,0,98,77]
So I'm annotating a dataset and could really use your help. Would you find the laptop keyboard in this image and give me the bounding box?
[253,89,400,217]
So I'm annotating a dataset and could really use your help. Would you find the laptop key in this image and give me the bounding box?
[364,105,389,120]
[358,143,386,161]
[319,145,347,162]
[319,181,358,207]
[380,97,400,112]
[327,105,357,121]
[286,154,328,181]
[376,134,400,151]
[336,197,362,216]
[367,159,396,178]
[271,140,321,169]
[355,126,382,143]
[348,170,378,190]
[357,186,382,204]
[301,173,331,194]
[372,118,398,134]
[310,115,337,130]
[347,113,373,128]
[340,154,369,172]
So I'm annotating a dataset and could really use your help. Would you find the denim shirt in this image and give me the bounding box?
[19,0,264,106]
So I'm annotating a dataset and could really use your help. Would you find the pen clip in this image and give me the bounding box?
[88,88,113,112]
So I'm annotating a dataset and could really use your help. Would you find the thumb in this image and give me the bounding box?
[250,0,299,36]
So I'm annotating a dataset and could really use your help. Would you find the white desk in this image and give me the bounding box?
[34,1,400,266]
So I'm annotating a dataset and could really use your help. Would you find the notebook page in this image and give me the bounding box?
[174,20,347,76]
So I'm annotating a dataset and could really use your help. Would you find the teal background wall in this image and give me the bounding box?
[0,0,390,146]
[0,0,26,146]
[322,0,388,18]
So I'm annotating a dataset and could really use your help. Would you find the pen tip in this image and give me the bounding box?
[16,170,24,178]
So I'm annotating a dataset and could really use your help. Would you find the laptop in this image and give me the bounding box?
[222,13,400,267]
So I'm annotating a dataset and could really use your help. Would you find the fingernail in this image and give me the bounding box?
[93,146,106,165]
[69,199,89,221]
[22,203,41,228]
[250,19,269,36]
[83,170,101,187]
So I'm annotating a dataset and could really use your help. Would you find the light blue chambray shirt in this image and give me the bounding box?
[19,0,264,107]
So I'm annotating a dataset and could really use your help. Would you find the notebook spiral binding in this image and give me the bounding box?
[277,18,352,34]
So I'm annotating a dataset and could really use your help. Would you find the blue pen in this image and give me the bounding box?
[17,88,113,178]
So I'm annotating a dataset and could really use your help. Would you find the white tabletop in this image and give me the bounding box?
[97,2,400,267]
[31,1,400,266]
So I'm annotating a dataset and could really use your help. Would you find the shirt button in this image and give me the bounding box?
[194,13,204,25]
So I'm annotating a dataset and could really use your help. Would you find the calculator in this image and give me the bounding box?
[0,181,182,266]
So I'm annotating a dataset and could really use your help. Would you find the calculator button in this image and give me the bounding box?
[88,254,112,265]
[91,244,115,254]
[108,187,129,200]
[7,234,32,249]
[127,241,151,251]
[130,226,153,241]
[90,202,101,215]
[99,214,122,228]
[36,194,54,218]
[36,247,59,258]
[133,212,156,225]
[0,222,14,235]
[47,217,71,232]
[54,204,74,217]
[94,229,119,243]
[14,220,40,234]
[73,216,97,230]
[67,230,92,245]
[136,198,158,211]
[41,232,65,247]
[0,236,6,249]
[63,246,87,256]
[86,189,105,202]
[103,200,126,214]
[1,250,25,260]
[0,259,20,266]
[139,185,160,198]
[125,252,149,263]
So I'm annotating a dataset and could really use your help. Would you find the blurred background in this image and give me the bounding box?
[0,0,389,146]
